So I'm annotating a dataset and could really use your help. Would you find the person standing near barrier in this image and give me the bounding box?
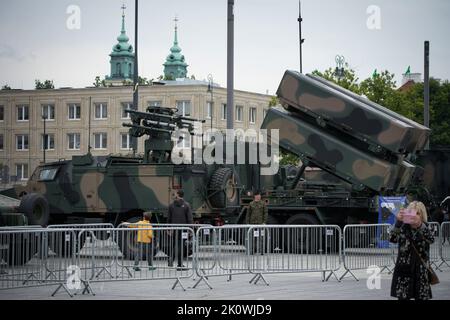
[168,190,193,270]
[390,201,435,300]
[129,212,156,271]
[246,191,268,255]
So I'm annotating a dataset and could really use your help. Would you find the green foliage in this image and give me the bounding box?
[35,80,55,90]
[93,76,107,87]
[280,150,300,166]
[269,96,279,107]
[360,70,397,105]
[1,84,11,90]
[312,64,360,93]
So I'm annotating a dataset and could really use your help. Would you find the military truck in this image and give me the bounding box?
[0,71,437,230]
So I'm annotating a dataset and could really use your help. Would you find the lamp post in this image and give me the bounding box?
[42,113,47,164]
[207,74,214,133]
[334,55,345,81]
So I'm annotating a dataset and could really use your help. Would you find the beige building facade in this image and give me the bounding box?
[0,80,272,184]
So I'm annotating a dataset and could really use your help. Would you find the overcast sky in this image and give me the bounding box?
[0,0,449,94]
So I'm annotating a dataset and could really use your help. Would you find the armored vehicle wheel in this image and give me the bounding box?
[18,193,50,227]
[208,168,239,209]
[285,213,322,253]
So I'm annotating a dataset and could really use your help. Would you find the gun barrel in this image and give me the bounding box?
[123,123,173,134]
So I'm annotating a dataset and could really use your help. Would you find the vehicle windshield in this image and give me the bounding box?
[38,167,59,181]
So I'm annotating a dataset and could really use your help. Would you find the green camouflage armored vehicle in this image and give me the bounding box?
[1,106,243,227]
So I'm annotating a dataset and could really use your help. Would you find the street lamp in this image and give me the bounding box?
[207,74,214,136]
[42,113,47,164]
[334,55,345,81]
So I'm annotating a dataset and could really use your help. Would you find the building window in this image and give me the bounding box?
[68,104,81,120]
[148,101,162,108]
[16,164,29,181]
[16,135,29,150]
[41,104,55,121]
[0,106,4,121]
[94,133,107,149]
[42,134,55,150]
[222,104,227,120]
[206,102,213,119]
[176,101,191,117]
[235,105,243,122]
[95,103,108,119]
[249,107,257,124]
[0,134,3,150]
[68,133,81,150]
[121,133,132,150]
[121,102,135,119]
[17,105,29,121]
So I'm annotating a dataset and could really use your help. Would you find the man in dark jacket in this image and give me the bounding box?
[168,190,193,270]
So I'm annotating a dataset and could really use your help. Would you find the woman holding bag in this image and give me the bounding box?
[390,201,438,300]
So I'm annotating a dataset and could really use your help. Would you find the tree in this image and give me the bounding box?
[35,79,55,90]
[359,70,397,105]
[269,96,279,107]
[312,63,360,93]
[190,75,196,80]
[93,76,107,87]
[1,84,11,90]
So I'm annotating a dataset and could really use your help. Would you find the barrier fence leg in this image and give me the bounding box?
[438,260,450,270]
[172,277,186,291]
[51,283,74,298]
[339,268,359,281]
[95,266,114,279]
[380,265,393,275]
[117,266,133,278]
[22,272,41,285]
[249,273,269,286]
[192,275,213,290]
[323,270,341,282]
[431,261,443,272]
[79,280,96,296]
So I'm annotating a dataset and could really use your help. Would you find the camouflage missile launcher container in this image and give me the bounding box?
[262,107,415,192]
[276,70,430,160]
[267,70,430,195]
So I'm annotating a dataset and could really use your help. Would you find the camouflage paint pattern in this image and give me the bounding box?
[262,107,414,192]
[308,74,430,154]
[276,70,427,156]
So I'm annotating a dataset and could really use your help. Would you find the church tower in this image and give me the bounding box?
[163,17,188,80]
[106,5,135,85]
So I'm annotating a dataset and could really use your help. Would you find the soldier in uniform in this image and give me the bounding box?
[246,190,268,255]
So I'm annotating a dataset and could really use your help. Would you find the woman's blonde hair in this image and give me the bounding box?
[407,201,428,223]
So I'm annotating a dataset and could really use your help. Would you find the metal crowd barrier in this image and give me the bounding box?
[2,222,450,297]
[440,222,450,269]
[0,228,78,294]
[340,224,394,281]
[194,225,252,289]
[428,222,442,270]
[247,225,342,285]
